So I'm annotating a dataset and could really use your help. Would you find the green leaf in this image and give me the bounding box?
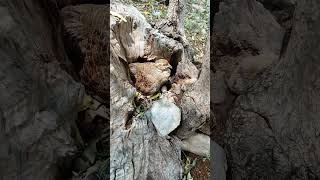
[187,172,193,180]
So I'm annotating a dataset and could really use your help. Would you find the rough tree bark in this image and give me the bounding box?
[61,0,205,178]
[108,1,209,179]
[0,0,212,179]
[0,0,85,179]
[212,0,320,179]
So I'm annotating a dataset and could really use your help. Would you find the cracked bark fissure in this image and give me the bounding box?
[239,105,273,131]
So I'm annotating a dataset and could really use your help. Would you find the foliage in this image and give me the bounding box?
[183,155,197,180]
[184,0,209,63]
[133,0,168,22]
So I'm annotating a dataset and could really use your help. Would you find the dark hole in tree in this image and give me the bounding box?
[125,110,135,130]
[63,32,84,81]
[162,80,172,91]
[170,49,182,76]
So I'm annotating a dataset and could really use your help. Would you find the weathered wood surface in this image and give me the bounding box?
[62,1,210,179]
[109,3,183,179]
[0,0,213,179]
[0,0,85,179]
[212,0,320,179]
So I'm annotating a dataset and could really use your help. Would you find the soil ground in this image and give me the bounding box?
[183,152,210,180]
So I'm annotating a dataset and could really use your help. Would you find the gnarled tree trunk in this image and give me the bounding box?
[0,0,85,179]
[212,0,320,179]
[0,0,212,179]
